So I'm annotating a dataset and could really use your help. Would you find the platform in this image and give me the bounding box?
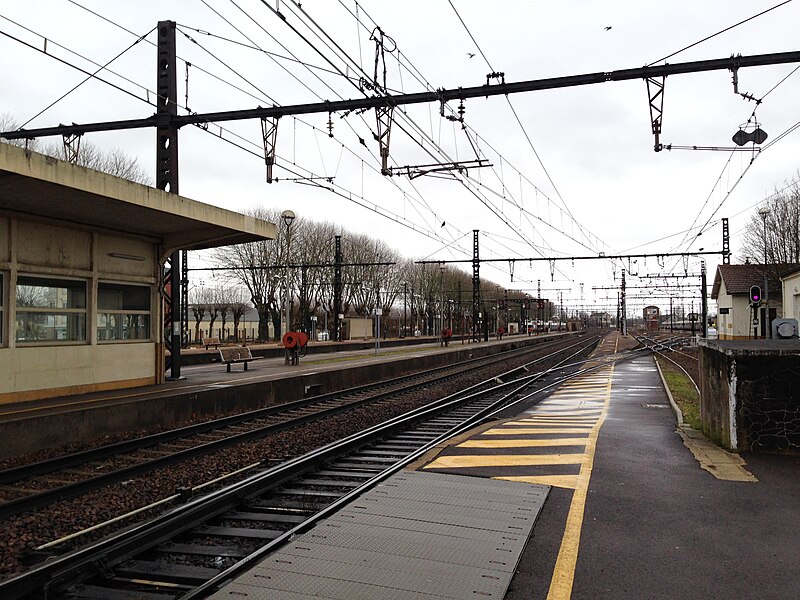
[0,333,568,460]
[207,337,800,599]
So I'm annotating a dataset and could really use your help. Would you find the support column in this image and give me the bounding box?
[156,20,182,380]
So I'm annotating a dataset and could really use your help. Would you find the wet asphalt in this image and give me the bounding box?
[506,355,800,599]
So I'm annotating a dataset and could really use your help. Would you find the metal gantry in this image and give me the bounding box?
[2,32,798,375]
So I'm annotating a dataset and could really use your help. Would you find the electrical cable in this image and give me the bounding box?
[646,0,794,66]
[19,27,156,129]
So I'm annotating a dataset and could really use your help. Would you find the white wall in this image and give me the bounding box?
[0,216,160,401]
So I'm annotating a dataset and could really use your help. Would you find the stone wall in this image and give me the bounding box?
[699,340,800,451]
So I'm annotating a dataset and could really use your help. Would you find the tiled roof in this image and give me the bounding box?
[711,263,798,299]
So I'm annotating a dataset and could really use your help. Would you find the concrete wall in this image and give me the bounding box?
[0,215,161,402]
[699,340,800,451]
[698,345,734,448]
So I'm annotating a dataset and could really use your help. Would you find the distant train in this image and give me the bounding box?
[643,305,660,331]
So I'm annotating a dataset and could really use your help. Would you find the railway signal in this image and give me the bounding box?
[749,285,762,306]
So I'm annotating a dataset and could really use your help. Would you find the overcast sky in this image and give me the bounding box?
[2,1,799,316]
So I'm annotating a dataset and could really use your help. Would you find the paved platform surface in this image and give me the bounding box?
[208,334,800,599]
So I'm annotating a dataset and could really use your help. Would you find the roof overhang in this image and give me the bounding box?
[0,143,275,257]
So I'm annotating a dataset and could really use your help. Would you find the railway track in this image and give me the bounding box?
[0,336,593,523]
[1,336,617,599]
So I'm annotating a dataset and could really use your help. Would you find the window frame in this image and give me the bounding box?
[96,281,153,343]
[14,274,88,345]
[0,272,5,346]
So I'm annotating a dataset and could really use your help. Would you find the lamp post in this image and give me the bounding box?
[281,209,295,362]
[758,206,769,338]
[402,282,407,338]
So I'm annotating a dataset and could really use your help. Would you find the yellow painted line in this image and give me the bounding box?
[423,453,585,469]
[547,364,614,600]
[459,438,589,448]
[525,407,603,417]
[483,428,594,435]
[519,417,599,421]
[494,474,578,490]
[507,417,597,427]
[508,421,597,427]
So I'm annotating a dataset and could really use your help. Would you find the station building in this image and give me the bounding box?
[0,143,275,403]
[711,263,783,339]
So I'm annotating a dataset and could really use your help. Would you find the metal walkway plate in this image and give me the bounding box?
[210,471,549,599]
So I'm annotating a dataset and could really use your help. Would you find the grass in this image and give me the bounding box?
[656,357,702,430]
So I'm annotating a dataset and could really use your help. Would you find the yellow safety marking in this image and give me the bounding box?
[547,364,614,600]
[459,438,589,448]
[519,416,599,422]
[494,474,579,490]
[522,411,602,417]
[506,421,596,428]
[424,453,585,469]
[504,420,594,427]
[483,428,594,435]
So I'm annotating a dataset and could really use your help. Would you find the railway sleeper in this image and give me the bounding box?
[153,543,247,558]
[274,487,343,498]
[224,510,308,524]
[113,559,222,585]
[313,469,376,479]
[296,478,363,488]
[354,449,408,458]
[326,461,385,472]
[197,525,283,540]
[72,583,181,599]
[242,501,314,515]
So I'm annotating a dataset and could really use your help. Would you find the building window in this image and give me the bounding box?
[15,276,87,343]
[97,282,151,341]
[0,272,4,345]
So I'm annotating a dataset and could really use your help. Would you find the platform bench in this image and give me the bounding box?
[219,346,262,372]
[204,337,221,350]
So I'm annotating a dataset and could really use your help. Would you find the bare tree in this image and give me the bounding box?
[0,113,41,152]
[190,285,213,343]
[740,176,800,272]
[44,139,151,184]
[217,286,232,342]
[212,207,284,341]
[207,287,221,339]
[229,287,249,343]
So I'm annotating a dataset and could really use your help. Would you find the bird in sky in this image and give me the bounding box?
[467,52,476,58]
[604,26,612,31]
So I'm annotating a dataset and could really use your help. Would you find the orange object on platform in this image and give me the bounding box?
[282,331,309,349]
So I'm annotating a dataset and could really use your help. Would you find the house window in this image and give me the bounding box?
[0,272,4,345]
[97,282,151,341]
[15,276,87,343]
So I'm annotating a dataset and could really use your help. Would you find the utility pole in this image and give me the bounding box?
[621,269,627,335]
[471,230,481,342]
[701,261,708,338]
[156,21,182,381]
[333,235,343,342]
[402,282,407,338]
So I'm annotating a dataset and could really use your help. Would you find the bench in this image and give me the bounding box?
[203,337,221,350]
[219,346,263,372]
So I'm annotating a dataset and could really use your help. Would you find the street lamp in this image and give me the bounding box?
[758,206,769,338]
[281,210,296,344]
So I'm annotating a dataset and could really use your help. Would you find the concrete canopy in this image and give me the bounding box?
[0,143,275,255]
